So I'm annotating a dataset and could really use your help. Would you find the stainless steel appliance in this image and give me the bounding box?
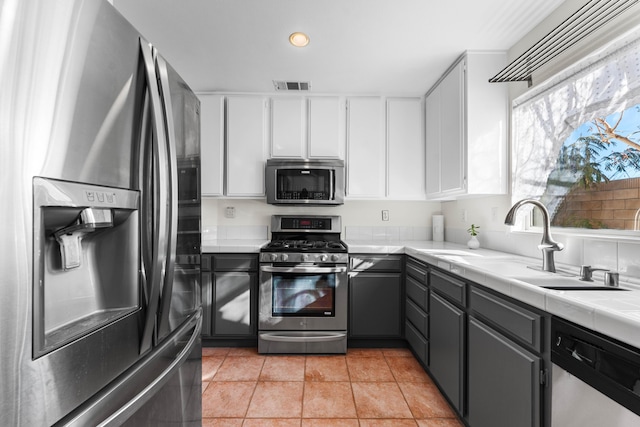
[265,159,345,205]
[1,1,201,425]
[259,215,348,353]
[551,317,640,426]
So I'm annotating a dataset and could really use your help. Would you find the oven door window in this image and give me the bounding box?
[272,273,335,317]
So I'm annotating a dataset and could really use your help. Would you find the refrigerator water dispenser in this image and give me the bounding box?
[33,177,141,357]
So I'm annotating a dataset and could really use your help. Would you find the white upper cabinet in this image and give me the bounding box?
[425,51,508,200]
[387,97,425,199]
[199,94,224,196]
[226,95,267,196]
[270,97,305,158]
[346,97,385,198]
[269,96,344,159]
[308,97,343,158]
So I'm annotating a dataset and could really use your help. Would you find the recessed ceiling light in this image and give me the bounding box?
[289,32,310,47]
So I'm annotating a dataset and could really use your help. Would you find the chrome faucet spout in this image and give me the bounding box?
[504,199,564,273]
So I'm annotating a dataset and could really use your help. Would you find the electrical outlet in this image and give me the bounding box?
[461,209,467,222]
[382,210,389,221]
[491,207,498,222]
[225,206,235,218]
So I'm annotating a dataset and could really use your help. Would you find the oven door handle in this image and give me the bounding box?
[260,266,347,274]
[259,332,347,343]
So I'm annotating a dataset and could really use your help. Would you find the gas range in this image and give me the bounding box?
[260,215,348,264]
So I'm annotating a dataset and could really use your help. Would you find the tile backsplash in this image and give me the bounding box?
[345,226,430,241]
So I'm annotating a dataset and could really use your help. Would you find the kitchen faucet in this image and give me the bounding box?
[504,199,564,273]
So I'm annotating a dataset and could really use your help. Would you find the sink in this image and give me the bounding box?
[512,276,628,291]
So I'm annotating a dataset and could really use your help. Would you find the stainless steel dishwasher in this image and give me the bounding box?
[551,317,640,426]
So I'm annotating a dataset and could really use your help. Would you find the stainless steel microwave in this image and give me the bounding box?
[265,159,345,205]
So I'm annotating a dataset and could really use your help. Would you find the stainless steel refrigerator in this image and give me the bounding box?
[0,1,202,425]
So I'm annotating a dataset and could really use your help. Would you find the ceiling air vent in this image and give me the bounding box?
[273,80,311,91]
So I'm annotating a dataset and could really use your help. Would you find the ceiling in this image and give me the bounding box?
[113,0,566,96]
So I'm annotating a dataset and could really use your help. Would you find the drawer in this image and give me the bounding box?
[406,298,428,337]
[406,275,428,311]
[350,255,403,272]
[470,287,543,352]
[431,270,466,305]
[405,321,428,366]
[406,258,428,284]
[212,254,258,271]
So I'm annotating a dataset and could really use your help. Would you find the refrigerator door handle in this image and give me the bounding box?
[154,53,179,340]
[139,38,171,355]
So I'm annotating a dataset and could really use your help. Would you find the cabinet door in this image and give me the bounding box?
[226,96,266,196]
[349,272,402,338]
[468,317,542,427]
[271,97,305,158]
[346,97,385,198]
[200,94,224,196]
[425,87,441,197]
[213,271,257,336]
[439,60,465,194]
[308,97,343,158]
[429,291,465,413]
[387,97,425,199]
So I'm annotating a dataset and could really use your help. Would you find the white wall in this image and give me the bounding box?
[203,197,442,239]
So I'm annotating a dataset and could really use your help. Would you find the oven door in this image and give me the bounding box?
[259,264,347,331]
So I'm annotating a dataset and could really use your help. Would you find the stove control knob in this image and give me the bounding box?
[280,254,289,262]
[331,254,341,262]
[269,253,278,262]
[301,254,309,262]
[319,254,328,262]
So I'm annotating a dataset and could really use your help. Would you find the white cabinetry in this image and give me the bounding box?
[226,96,267,196]
[270,97,305,158]
[387,97,425,199]
[425,51,508,200]
[308,97,343,158]
[346,97,385,198]
[200,94,224,196]
[270,96,343,159]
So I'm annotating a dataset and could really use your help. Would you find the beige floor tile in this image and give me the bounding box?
[202,347,231,357]
[352,382,413,419]
[416,419,465,427]
[305,356,350,381]
[201,418,243,427]
[260,355,306,381]
[212,356,265,381]
[246,381,304,418]
[302,381,357,418]
[347,356,395,382]
[201,381,255,418]
[242,419,302,427]
[359,420,418,427]
[202,356,226,381]
[386,356,432,382]
[302,419,359,427]
[398,382,457,419]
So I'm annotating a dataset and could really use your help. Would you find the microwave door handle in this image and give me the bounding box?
[260,266,347,274]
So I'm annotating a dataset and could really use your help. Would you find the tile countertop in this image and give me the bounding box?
[349,240,640,350]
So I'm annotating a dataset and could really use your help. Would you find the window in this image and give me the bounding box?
[512,26,640,232]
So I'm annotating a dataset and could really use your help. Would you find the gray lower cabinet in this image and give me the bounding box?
[468,317,542,427]
[429,290,465,414]
[405,257,429,366]
[202,253,258,338]
[349,255,403,338]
